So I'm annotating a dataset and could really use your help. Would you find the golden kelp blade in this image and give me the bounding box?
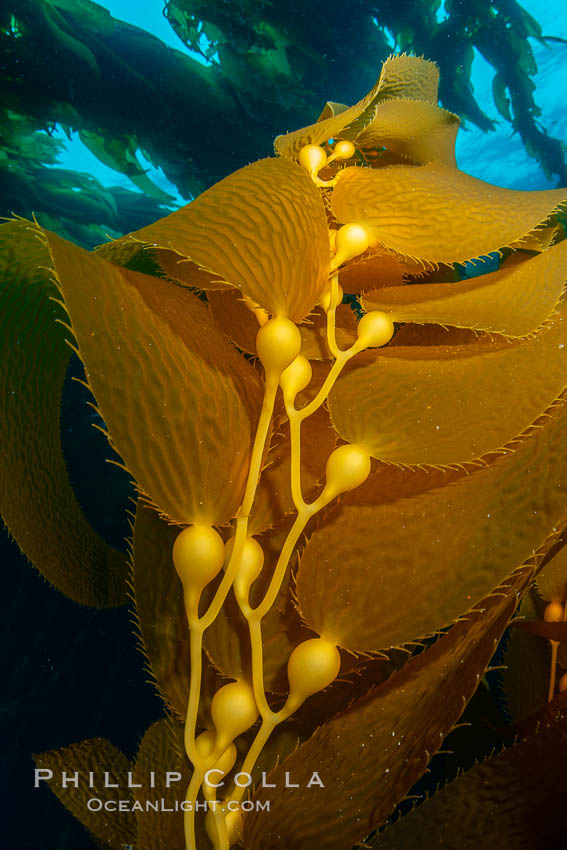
[131,503,189,716]
[362,239,567,338]
[33,739,135,849]
[133,720,192,850]
[153,249,232,291]
[45,229,262,526]
[296,403,567,652]
[274,77,383,160]
[356,99,459,167]
[372,54,440,105]
[99,158,330,322]
[332,164,567,264]
[371,718,567,849]
[244,567,533,850]
[0,220,127,607]
[207,288,275,355]
[328,301,567,466]
[275,54,439,159]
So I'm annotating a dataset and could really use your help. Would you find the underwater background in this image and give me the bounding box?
[2,1,567,847]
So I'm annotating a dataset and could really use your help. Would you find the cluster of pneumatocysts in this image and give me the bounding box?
[172,140,398,850]
[543,601,567,699]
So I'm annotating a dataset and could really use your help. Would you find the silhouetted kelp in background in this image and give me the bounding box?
[1,0,567,251]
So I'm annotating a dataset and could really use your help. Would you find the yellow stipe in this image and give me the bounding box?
[180,255,383,848]
[181,366,280,850]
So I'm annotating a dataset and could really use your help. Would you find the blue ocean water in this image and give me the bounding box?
[455,0,567,188]
[47,0,567,200]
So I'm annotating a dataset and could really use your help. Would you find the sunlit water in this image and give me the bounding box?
[48,0,567,206]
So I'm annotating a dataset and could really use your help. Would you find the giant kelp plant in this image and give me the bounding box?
[2,53,567,849]
[1,0,566,253]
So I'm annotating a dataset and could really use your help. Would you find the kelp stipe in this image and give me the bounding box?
[2,54,567,850]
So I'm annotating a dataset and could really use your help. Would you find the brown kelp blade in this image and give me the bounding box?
[501,587,549,723]
[332,163,567,264]
[371,717,567,850]
[33,738,135,849]
[503,633,550,723]
[338,249,424,293]
[207,289,262,355]
[536,537,567,602]
[296,402,567,652]
[328,300,567,467]
[44,228,262,526]
[362,237,567,338]
[244,566,534,850]
[133,719,192,850]
[512,619,567,642]
[0,220,127,607]
[97,157,330,322]
[131,503,189,716]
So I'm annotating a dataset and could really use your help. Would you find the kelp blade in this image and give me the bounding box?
[98,157,330,322]
[275,54,440,159]
[362,238,567,338]
[0,220,127,607]
[33,738,135,849]
[332,164,567,264]
[244,567,534,850]
[371,718,567,849]
[45,229,262,526]
[328,300,567,467]
[296,401,567,651]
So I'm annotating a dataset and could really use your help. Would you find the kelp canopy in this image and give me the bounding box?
[1,0,566,250]
[2,48,567,849]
